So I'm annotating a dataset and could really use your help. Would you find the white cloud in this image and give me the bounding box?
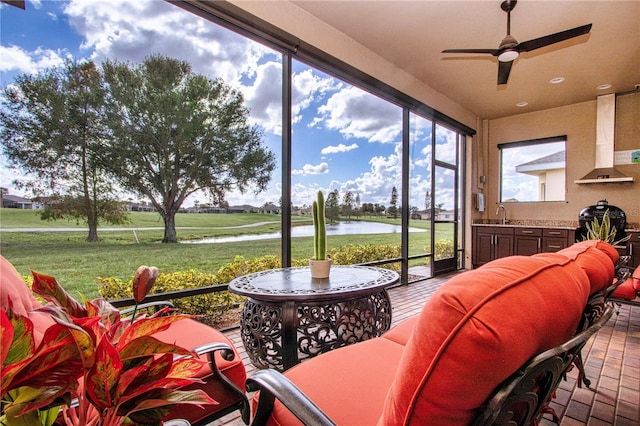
[0,157,30,198]
[339,143,402,206]
[292,162,329,176]
[243,61,282,135]
[63,0,267,86]
[0,45,66,74]
[321,143,358,155]
[292,68,340,124]
[313,86,402,143]
[434,125,459,164]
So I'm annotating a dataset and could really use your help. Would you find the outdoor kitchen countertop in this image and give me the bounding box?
[472,220,578,229]
[472,220,640,232]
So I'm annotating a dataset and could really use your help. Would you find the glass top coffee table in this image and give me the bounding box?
[229,265,399,371]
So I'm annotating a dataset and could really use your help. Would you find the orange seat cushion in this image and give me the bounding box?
[382,315,418,346]
[612,265,640,300]
[263,337,405,426]
[379,254,591,426]
[612,278,637,300]
[556,240,618,294]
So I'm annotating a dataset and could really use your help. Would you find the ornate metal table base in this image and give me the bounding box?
[240,291,392,370]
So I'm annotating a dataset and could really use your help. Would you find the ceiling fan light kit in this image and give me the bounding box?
[442,0,592,85]
[498,50,519,62]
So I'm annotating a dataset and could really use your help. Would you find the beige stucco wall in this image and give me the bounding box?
[479,93,640,226]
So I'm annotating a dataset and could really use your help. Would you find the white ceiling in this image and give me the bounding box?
[292,1,640,120]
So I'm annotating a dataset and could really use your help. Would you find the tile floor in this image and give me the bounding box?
[212,273,640,425]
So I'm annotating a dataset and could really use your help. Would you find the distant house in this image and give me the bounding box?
[515,150,566,201]
[411,210,431,220]
[259,203,280,214]
[201,207,226,213]
[435,209,456,222]
[1,193,35,209]
[128,203,155,212]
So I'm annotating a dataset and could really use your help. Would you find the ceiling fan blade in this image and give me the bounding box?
[442,48,499,55]
[497,60,513,85]
[517,23,592,52]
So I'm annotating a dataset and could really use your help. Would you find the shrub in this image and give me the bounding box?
[428,239,455,260]
[99,270,243,318]
[328,244,401,270]
[99,245,402,324]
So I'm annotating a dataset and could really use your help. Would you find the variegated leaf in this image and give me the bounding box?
[118,335,193,361]
[31,270,86,317]
[118,314,193,348]
[86,337,122,408]
[124,388,217,421]
[1,308,34,366]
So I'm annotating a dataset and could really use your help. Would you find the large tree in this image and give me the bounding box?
[101,55,275,243]
[325,189,340,223]
[389,186,399,219]
[341,190,354,221]
[0,60,128,242]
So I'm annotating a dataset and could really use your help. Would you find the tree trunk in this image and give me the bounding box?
[162,212,178,243]
[86,225,99,242]
[86,202,99,242]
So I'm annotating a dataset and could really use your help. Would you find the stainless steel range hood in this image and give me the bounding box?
[574,94,634,184]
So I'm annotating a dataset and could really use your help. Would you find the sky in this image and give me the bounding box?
[0,0,461,210]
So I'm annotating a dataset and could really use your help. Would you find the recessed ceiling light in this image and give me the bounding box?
[516,101,528,107]
[596,83,612,90]
[549,77,565,84]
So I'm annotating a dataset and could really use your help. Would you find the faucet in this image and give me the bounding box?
[496,204,507,225]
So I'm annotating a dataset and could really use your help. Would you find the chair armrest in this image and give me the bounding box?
[246,369,337,426]
[192,342,236,362]
[186,341,250,425]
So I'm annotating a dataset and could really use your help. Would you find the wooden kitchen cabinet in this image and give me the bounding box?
[473,226,575,267]
[473,226,514,267]
[628,232,640,268]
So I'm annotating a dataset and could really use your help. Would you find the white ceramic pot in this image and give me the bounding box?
[309,259,332,279]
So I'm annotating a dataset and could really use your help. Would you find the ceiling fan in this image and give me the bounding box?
[441,0,592,85]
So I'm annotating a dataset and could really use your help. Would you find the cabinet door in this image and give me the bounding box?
[495,234,514,259]
[514,228,542,256]
[515,236,540,256]
[474,231,495,266]
[542,229,569,252]
[628,232,640,268]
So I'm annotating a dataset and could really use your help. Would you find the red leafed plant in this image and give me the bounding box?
[1,266,216,425]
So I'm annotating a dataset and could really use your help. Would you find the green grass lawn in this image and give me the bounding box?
[1,209,443,299]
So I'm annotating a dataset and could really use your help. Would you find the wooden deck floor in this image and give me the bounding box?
[212,273,640,425]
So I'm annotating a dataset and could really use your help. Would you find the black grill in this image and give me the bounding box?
[576,199,627,242]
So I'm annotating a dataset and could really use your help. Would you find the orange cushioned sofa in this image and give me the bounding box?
[0,255,249,425]
[247,240,619,426]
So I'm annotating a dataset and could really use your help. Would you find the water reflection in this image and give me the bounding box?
[184,221,425,244]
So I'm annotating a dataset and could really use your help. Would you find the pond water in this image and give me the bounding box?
[184,221,425,244]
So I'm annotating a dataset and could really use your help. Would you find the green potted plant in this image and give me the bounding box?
[309,190,331,278]
[1,266,216,426]
[581,209,631,246]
